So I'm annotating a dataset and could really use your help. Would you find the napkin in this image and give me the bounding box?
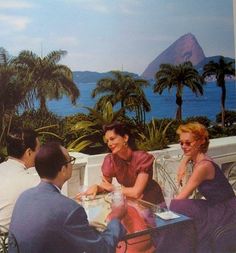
[155,210,180,220]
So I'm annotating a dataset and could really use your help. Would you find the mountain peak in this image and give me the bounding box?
[142,33,205,79]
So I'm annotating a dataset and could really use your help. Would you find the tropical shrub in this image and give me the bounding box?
[216,110,236,127]
[136,119,173,151]
[184,116,211,127]
[11,109,63,144]
[208,124,226,138]
[66,102,127,154]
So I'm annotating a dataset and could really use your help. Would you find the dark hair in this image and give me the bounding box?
[6,128,38,159]
[103,121,136,149]
[35,142,67,179]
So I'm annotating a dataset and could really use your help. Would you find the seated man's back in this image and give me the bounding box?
[0,128,40,228]
[9,142,126,253]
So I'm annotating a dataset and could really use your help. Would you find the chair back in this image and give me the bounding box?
[8,232,20,253]
[0,225,8,253]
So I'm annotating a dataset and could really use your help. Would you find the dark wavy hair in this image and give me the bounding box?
[6,128,38,159]
[103,121,137,150]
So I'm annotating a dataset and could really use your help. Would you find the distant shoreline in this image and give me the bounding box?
[46,80,236,121]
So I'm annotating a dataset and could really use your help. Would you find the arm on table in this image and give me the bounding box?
[81,176,114,199]
[122,173,149,199]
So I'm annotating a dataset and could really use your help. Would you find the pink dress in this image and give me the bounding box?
[102,150,164,204]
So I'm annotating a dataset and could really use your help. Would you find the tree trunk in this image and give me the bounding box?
[175,95,182,121]
[39,96,48,112]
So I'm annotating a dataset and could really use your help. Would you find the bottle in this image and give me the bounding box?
[111,186,125,207]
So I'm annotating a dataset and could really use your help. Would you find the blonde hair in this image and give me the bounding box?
[176,122,209,153]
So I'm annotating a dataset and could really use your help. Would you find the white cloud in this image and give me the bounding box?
[0,14,30,30]
[117,0,143,15]
[64,0,142,14]
[0,0,34,9]
[64,0,109,13]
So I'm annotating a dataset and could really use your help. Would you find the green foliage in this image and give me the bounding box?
[11,109,63,144]
[216,110,236,126]
[1,47,235,156]
[154,61,204,121]
[14,50,80,111]
[65,102,127,154]
[92,71,150,125]
[184,116,211,127]
[208,124,236,138]
[159,118,179,144]
[136,119,173,151]
[203,56,235,127]
[12,109,61,129]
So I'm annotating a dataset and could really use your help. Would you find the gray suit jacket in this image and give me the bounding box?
[9,181,126,253]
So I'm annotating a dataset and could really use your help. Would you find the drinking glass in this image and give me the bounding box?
[163,188,174,210]
[111,187,126,208]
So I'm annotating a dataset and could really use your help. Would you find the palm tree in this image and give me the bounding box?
[0,48,31,145]
[203,56,235,127]
[154,61,204,121]
[91,71,151,125]
[14,50,80,111]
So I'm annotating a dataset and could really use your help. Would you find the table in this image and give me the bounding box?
[77,194,194,252]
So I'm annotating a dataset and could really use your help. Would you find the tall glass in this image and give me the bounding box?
[163,188,174,210]
[111,187,126,207]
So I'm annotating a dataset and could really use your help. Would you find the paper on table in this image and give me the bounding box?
[155,210,180,220]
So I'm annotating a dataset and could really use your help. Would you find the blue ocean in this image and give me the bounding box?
[47,80,236,121]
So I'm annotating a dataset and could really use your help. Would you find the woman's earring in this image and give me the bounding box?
[124,141,127,146]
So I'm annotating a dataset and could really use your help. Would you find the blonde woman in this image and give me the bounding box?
[170,122,236,253]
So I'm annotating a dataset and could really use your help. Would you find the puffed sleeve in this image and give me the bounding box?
[101,154,116,178]
[135,151,154,174]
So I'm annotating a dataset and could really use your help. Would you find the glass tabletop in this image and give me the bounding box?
[76,194,191,238]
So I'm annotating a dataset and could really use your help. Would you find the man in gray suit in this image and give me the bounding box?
[9,142,126,253]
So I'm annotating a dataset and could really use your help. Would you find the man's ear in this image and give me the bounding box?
[24,148,32,157]
[61,165,67,176]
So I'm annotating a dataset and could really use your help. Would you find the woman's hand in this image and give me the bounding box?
[76,184,99,200]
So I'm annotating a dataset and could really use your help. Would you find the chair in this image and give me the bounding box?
[0,225,8,253]
[8,232,20,253]
[0,225,20,253]
[211,222,236,253]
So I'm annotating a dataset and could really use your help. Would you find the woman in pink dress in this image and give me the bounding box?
[85,122,163,253]
[86,121,164,205]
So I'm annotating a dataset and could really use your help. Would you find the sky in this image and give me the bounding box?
[0,0,235,75]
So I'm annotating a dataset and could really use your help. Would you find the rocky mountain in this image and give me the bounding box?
[142,33,206,80]
[73,33,234,83]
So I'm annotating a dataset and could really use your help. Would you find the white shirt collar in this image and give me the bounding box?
[53,184,61,193]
